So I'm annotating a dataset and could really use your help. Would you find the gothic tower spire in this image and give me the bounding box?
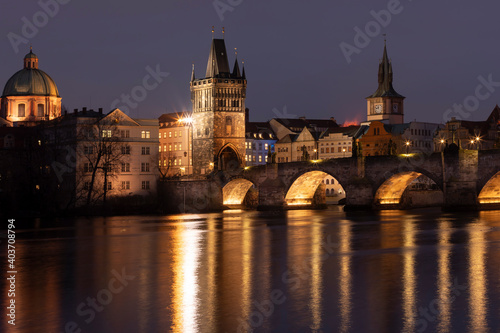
[366,40,405,124]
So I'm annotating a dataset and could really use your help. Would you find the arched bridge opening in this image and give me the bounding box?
[285,170,346,207]
[375,171,443,209]
[222,178,257,209]
[478,171,500,208]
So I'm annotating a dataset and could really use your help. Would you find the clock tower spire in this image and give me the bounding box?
[366,40,405,124]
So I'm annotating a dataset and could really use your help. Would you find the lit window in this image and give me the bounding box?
[142,181,150,190]
[179,144,182,151]
[164,145,167,151]
[259,155,262,162]
[169,131,172,138]
[102,130,112,138]
[169,144,172,151]
[265,143,268,150]
[179,131,182,137]
[159,145,162,152]
[141,131,151,139]
[265,155,268,162]
[163,132,167,138]
[245,155,248,161]
[174,144,177,151]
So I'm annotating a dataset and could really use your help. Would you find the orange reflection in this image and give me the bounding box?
[338,222,352,333]
[468,222,487,332]
[170,224,202,332]
[402,218,417,332]
[436,219,452,332]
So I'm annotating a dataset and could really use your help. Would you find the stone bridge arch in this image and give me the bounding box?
[478,171,500,206]
[372,167,444,207]
[283,167,348,206]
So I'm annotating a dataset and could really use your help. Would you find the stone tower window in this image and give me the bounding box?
[226,116,232,136]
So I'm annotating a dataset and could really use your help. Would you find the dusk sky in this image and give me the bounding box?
[2,0,500,124]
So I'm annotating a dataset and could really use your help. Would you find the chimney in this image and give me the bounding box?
[73,108,78,114]
[330,117,336,123]
[98,108,103,114]
[82,107,87,114]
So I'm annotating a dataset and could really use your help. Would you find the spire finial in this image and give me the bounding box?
[212,26,214,39]
[222,27,225,39]
[234,47,237,57]
[383,34,387,45]
[30,44,32,53]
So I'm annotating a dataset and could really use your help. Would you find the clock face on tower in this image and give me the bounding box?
[374,104,383,114]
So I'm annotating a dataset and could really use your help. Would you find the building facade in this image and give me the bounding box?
[190,34,247,174]
[158,112,193,177]
[245,122,276,166]
[434,106,500,151]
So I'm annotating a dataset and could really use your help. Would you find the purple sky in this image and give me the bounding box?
[2,0,500,124]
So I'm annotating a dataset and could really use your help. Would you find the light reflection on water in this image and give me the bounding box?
[1,208,500,332]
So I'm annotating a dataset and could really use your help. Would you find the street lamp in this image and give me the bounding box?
[313,148,318,160]
[342,148,346,158]
[405,140,411,155]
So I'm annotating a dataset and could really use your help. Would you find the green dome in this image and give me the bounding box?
[24,51,38,59]
[2,68,60,97]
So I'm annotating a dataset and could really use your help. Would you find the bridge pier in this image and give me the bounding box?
[442,150,479,211]
[344,180,374,211]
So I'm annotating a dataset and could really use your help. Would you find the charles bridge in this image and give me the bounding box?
[159,149,500,212]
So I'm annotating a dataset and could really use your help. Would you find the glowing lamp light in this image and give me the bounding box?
[244,166,250,170]
[475,136,480,141]
[440,139,445,144]
[470,140,475,144]
[405,141,411,146]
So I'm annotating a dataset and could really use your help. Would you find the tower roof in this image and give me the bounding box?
[367,42,405,99]
[206,39,231,78]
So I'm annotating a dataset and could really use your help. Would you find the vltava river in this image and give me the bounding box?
[2,207,500,332]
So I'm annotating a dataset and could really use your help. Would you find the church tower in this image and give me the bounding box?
[366,41,405,124]
[190,29,247,174]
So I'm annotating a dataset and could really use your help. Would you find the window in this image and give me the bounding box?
[84,182,90,190]
[253,155,256,162]
[121,145,131,154]
[163,160,167,167]
[120,130,130,138]
[259,155,262,162]
[174,131,177,138]
[84,163,92,173]
[245,155,248,161]
[169,144,172,151]
[259,143,262,150]
[226,116,233,135]
[18,104,25,117]
[265,143,269,150]
[178,158,182,166]
[179,131,182,137]
[141,131,151,139]
[121,163,130,172]
[174,159,177,166]
[179,144,182,151]
[326,189,330,195]
[174,144,177,151]
[163,132,167,138]
[326,179,330,184]
[338,147,342,152]
[122,181,130,190]
[142,181,150,190]
[141,147,150,155]
[159,145,162,152]
[141,163,150,172]
[265,155,268,162]
[205,128,209,136]
[106,182,112,191]
[37,104,44,117]
[102,130,112,138]
[84,146,94,154]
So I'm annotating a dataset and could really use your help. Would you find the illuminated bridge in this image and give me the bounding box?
[161,150,500,211]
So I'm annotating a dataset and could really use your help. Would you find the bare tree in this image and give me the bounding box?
[77,118,125,207]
